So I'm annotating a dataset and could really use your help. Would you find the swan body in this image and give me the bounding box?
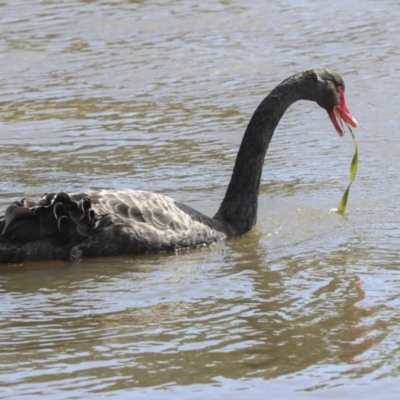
[0,68,357,263]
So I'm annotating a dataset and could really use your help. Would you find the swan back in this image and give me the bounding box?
[0,190,226,262]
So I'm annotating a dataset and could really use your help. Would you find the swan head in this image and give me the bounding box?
[311,68,358,136]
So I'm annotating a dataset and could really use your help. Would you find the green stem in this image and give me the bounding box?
[337,125,358,215]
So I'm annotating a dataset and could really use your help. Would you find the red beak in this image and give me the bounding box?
[328,87,358,136]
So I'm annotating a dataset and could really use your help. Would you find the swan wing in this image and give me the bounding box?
[0,189,224,261]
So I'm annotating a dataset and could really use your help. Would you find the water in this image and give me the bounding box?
[1,0,400,398]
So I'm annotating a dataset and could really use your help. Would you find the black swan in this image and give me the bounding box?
[0,68,357,263]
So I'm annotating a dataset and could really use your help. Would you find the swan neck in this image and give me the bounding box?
[214,74,307,234]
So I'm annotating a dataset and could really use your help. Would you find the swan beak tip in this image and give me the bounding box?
[349,118,358,128]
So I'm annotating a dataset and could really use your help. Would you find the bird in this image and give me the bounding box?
[0,68,357,263]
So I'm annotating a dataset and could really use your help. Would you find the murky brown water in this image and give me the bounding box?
[1,0,400,398]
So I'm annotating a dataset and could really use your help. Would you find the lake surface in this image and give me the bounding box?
[1,0,400,398]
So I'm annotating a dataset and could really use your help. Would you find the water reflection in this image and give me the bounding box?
[0,231,377,392]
